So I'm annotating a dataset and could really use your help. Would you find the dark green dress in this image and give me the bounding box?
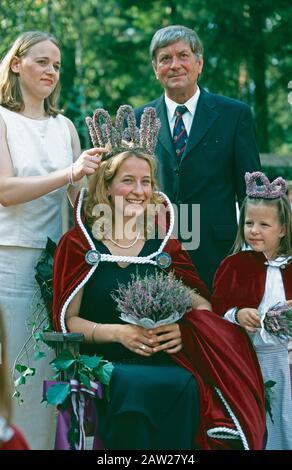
[80,234,200,450]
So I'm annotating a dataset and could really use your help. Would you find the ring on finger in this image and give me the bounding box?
[139,343,146,351]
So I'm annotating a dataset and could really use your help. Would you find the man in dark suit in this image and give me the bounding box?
[135,25,261,290]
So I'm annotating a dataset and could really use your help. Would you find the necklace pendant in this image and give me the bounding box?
[107,231,141,249]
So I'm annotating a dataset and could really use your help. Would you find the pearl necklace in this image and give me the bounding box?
[106,231,141,249]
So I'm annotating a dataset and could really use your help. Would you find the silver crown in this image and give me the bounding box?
[245,171,287,199]
[85,105,160,158]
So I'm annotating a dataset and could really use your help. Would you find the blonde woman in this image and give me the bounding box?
[0,31,102,449]
[53,125,266,450]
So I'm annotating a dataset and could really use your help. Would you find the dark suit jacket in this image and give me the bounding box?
[135,88,261,290]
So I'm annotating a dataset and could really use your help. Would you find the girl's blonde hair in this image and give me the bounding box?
[233,195,292,256]
[83,148,162,237]
[0,31,61,116]
[0,309,11,423]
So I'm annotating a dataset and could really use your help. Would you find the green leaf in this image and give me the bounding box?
[34,351,46,360]
[51,371,62,380]
[14,365,36,387]
[51,349,76,371]
[23,367,35,377]
[265,380,276,389]
[98,362,114,386]
[14,375,27,387]
[79,354,102,369]
[78,372,91,390]
[15,363,29,373]
[33,332,43,342]
[15,365,35,377]
[264,380,276,423]
[12,389,23,404]
[46,382,70,405]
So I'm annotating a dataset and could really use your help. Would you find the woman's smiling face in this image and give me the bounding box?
[107,155,153,220]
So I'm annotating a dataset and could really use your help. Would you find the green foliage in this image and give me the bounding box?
[262,166,292,182]
[12,237,114,410]
[46,382,71,406]
[264,379,276,423]
[44,349,114,406]
[0,1,291,152]
[45,349,114,448]
[34,237,56,325]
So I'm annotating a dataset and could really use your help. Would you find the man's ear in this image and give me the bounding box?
[196,55,204,79]
[279,224,286,238]
[152,60,158,79]
[10,56,20,73]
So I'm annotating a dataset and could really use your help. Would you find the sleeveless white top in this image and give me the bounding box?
[0,106,73,248]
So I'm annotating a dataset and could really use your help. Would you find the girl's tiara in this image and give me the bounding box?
[85,104,160,159]
[245,171,287,199]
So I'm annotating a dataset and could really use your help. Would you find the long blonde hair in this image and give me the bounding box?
[0,31,61,116]
[0,309,11,423]
[83,148,162,237]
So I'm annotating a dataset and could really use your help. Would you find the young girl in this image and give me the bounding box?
[0,31,102,449]
[212,171,292,450]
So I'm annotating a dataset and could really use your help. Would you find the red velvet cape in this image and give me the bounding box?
[0,425,30,450]
[212,251,292,315]
[53,197,266,450]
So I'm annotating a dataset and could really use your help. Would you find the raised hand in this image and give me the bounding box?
[72,147,106,181]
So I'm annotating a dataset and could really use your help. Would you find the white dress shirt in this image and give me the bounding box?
[164,87,200,137]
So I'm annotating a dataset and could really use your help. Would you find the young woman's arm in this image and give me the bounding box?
[0,115,101,207]
[65,117,85,206]
[66,288,157,357]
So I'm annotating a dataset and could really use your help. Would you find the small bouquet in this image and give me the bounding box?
[111,271,194,328]
[263,301,292,340]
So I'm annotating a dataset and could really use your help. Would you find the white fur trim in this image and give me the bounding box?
[212,387,249,450]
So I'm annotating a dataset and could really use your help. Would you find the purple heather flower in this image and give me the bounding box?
[263,301,292,340]
[111,271,193,327]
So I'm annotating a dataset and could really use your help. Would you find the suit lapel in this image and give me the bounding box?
[182,89,219,161]
[155,96,177,164]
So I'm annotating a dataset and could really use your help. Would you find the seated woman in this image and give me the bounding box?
[52,106,266,450]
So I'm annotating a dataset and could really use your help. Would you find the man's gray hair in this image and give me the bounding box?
[150,25,203,61]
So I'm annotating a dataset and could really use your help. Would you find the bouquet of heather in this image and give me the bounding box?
[263,301,292,340]
[111,271,194,329]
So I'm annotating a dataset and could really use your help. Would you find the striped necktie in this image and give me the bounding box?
[173,105,188,158]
